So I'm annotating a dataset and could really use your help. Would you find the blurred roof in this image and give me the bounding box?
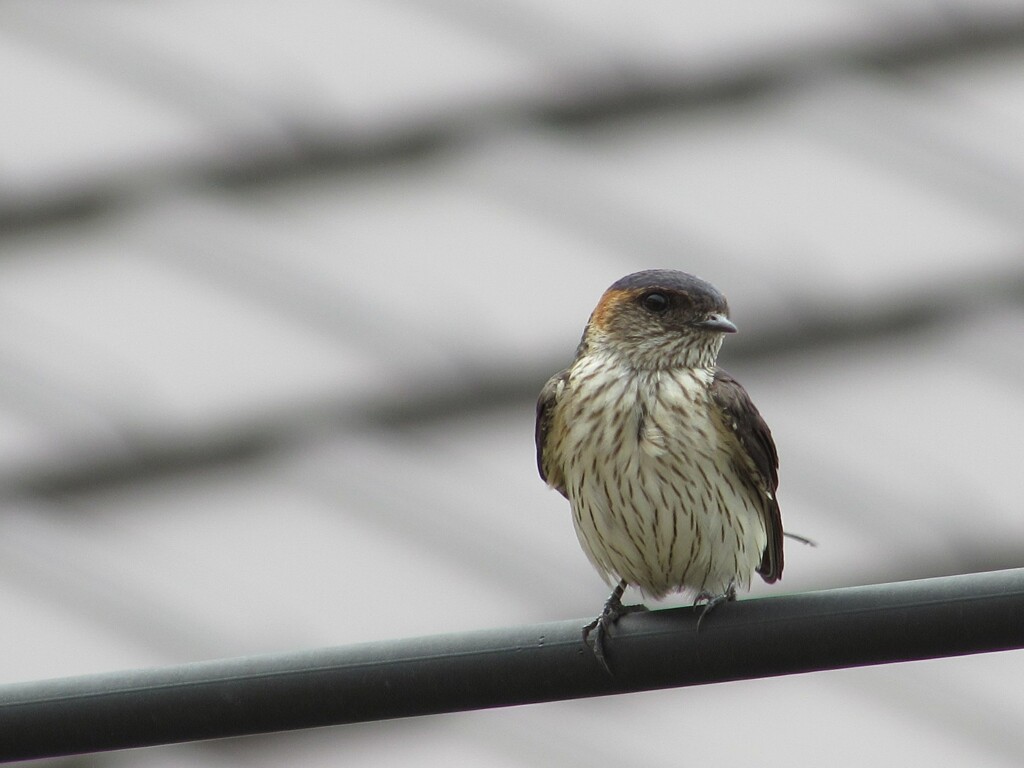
[2,2,1023,765]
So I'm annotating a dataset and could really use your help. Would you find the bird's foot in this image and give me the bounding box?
[582,580,647,674]
[694,579,737,629]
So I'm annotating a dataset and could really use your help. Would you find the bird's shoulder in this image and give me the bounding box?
[535,367,571,495]
[709,368,778,490]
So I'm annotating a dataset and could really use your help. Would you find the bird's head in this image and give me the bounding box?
[582,270,736,370]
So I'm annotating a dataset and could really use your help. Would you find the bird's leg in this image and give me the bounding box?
[582,579,647,674]
[694,579,737,629]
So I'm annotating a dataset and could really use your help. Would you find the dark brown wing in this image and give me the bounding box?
[535,368,569,498]
[710,368,784,583]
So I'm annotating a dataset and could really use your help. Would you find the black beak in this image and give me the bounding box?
[693,313,737,334]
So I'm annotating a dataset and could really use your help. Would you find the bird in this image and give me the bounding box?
[535,269,783,671]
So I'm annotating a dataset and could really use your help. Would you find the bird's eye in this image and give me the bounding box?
[640,292,669,313]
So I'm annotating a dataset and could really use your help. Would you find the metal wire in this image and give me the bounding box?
[1,568,1022,762]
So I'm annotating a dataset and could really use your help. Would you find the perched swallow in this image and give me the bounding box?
[536,270,783,670]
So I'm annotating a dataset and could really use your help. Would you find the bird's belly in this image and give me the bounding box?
[562,377,767,598]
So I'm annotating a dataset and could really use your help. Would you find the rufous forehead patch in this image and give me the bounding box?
[587,288,638,332]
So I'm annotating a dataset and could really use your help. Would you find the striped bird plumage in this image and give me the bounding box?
[536,270,783,601]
